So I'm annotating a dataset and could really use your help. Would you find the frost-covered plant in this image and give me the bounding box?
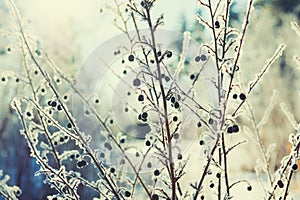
[0,169,21,200]
[2,0,298,199]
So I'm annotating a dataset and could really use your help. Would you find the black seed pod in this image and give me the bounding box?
[227,126,233,133]
[125,191,131,197]
[128,54,134,62]
[292,163,298,171]
[239,93,246,101]
[232,124,239,133]
[151,194,159,200]
[247,186,252,191]
[133,78,141,87]
[138,94,144,101]
[277,180,284,188]
[77,160,87,168]
[166,51,172,58]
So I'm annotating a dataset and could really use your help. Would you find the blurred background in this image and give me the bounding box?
[0,0,300,199]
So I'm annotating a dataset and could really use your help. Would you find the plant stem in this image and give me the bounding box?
[145,7,176,200]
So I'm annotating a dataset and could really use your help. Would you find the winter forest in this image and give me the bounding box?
[1,0,300,199]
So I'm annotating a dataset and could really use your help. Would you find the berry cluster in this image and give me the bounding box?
[233,93,246,101]
[227,124,239,133]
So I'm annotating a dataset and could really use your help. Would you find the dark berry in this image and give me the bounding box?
[104,142,112,150]
[110,167,116,173]
[154,169,160,176]
[233,94,238,99]
[215,21,220,28]
[77,160,87,168]
[292,163,298,171]
[151,194,159,200]
[57,104,62,111]
[227,126,233,133]
[128,54,134,62]
[170,96,176,103]
[173,116,178,122]
[133,78,141,87]
[174,102,180,109]
[125,191,131,197]
[190,74,195,80]
[99,152,105,158]
[239,93,246,101]
[199,140,205,145]
[120,138,126,143]
[35,49,41,56]
[142,112,148,119]
[277,180,284,188]
[208,118,214,125]
[200,195,205,200]
[120,159,125,165]
[200,54,207,61]
[195,56,201,62]
[165,76,170,82]
[157,51,162,56]
[67,123,72,129]
[177,153,183,160]
[247,186,252,191]
[216,173,221,178]
[1,77,6,82]
[209,183,214,188]
[145,140,151,146]
[166,51,172,58]
[142,117,147,122]
[50,101,57,107]
[147,162,152,168]
[173,133,179,139]
[138,94,144,101]
[232,124,239,133]
[197,122,202,128]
